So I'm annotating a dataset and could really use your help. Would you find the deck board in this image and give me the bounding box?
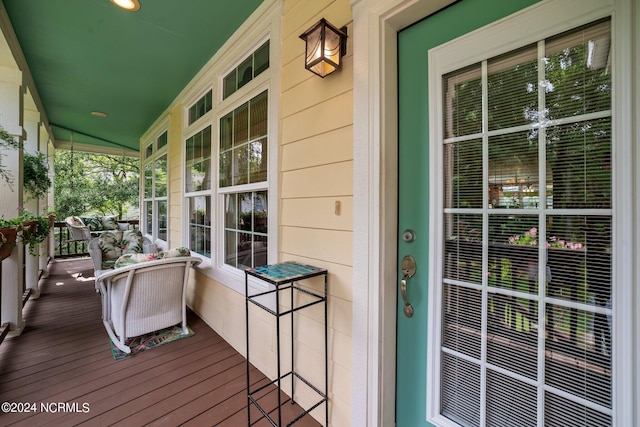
[0,258,321,426]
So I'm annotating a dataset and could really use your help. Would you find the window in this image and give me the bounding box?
[183,36,274,278]
[223,41,270,99]
[218,91,268,269]
[185,126,212,257]
[219,91,269,269]
[438,19,612,425]
[143,130,169,242]
[188,90,212,126]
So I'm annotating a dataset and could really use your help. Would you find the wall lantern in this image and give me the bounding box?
[299,18,348,78]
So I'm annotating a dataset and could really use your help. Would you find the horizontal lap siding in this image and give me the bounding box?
[280,0,353,425]
[168,103,183,248]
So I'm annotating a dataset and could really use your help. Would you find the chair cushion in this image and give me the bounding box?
[98,230,144,269]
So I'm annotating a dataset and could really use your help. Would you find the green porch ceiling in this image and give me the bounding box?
[2,0,264,152]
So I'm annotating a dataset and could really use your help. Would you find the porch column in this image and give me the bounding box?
[0,66,25,335]
[39,123,53,275]
[23,108,41,298]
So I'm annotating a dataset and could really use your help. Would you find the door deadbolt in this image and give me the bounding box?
[402,229,416,243]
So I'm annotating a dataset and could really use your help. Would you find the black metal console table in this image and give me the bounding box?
[245,262,328,426]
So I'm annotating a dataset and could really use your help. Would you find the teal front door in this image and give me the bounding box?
[395,0,615,425]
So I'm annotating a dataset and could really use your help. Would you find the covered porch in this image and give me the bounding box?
[0,256,320,426]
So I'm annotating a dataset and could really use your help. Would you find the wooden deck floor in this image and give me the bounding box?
[0,258,320,427]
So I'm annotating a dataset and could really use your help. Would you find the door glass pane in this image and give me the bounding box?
[545,20,611,120]
[546,119,611,209]
[487,45,538,131]
[443,213,482,283]
[444,65,482,138]
[486,371,537,427]
[444,139,482,209]
[440,18,612,426]
[489,131,540,209]
[441,353,480,426]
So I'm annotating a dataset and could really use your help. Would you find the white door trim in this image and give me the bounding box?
[350,1,457,426]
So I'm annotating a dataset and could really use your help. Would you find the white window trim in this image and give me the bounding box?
[351,0,634,426]
[183,86,213,131]
[141,124,169,245]
[427,1,631,426]
[177,0,281,297]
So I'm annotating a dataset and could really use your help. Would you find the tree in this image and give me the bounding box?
[54,150,139,219]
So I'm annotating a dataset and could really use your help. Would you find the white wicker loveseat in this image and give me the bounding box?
[95,251,202,353]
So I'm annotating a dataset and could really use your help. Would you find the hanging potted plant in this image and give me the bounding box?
[23,152,52,201]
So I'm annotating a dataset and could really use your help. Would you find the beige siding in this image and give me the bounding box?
[172,1,354,426]
[167,103,183,249]
[279,1,353,425]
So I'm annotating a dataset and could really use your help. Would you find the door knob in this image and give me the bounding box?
[400,255,416,318]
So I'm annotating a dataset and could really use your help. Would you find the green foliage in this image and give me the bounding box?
[54,150,139,219]
[0,208,51,256]
[23,152,52,200]
[0,124,22,187]
[16,208,51,256]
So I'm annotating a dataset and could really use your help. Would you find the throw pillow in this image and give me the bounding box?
[114,252,161,268]
[121,230,143,255]
[98,231,123,269]
[101,216,119,230]
[158,247,192,259]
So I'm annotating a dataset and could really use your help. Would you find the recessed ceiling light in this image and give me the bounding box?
[110,0,140,11]
[91,111,108,118]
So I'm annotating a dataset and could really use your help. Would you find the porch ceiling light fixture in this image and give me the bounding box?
[110,0,140,11]
[299,18,347,78]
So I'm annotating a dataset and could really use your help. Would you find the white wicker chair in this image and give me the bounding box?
[64,216,92,242]
[96,256,202,353]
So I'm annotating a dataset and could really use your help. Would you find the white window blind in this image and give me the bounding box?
[441,19,612,426]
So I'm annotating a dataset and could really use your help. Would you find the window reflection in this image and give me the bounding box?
[189,196,211,257]
[185,126,211,192]
[224,191,267,269]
